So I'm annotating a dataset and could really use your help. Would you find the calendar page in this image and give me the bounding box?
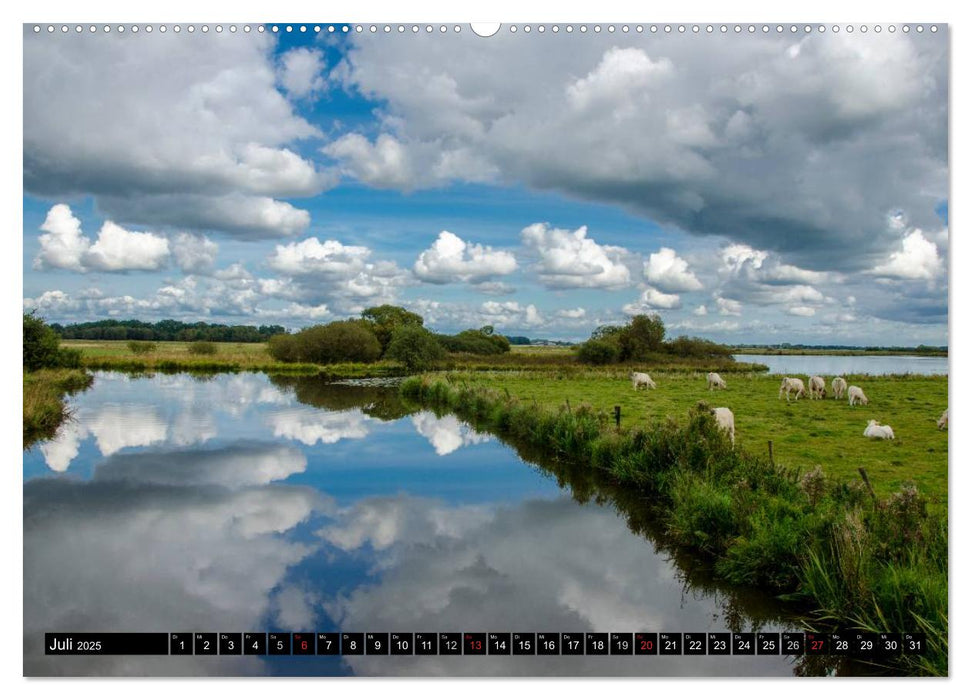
[22,19,948,678]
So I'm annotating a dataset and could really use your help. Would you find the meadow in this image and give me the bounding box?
[446,369,948,505]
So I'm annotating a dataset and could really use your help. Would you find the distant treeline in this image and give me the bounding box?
[53,319,286,343]
[733,343,947,355]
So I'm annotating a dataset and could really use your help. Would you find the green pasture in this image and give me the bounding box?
[456,370,949,504]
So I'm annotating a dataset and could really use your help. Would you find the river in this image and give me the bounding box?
[734,354,948,376]
[24,371,836,677]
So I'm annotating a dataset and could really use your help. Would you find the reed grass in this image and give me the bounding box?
[23,369,93,447]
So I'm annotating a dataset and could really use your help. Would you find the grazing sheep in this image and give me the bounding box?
[711,407,735,447]
[707,372,727,391]
[808,375,826,400]
[848,385,868,406]
[937,408,948,430]
[779,376,806,401]
[630,371,656,390]
[831,377,848,400]
[863,419,894,440]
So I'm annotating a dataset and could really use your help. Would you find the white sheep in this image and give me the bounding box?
[863,419,894,440]
[808,375,826,400]
[848,385,868,406]
[707,372,727,391]
[937,408,948,430]
[831,377,847,401]
[711,407,735,447]
[630,371,656,390]
[779,376,806,401]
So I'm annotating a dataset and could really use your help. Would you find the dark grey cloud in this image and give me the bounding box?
[329,30,947,272]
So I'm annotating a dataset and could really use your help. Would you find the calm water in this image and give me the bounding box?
[24,372,811,677]
[734,354,948,376]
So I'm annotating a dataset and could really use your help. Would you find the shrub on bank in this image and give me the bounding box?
[385,325,446,371]
[23,312,81,371]
[267,320,382,364]
[436,328,511,355]
[575,339,620,365]
[127,340,157,355]
[188,340,218,356]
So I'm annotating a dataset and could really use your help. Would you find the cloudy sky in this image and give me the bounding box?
[22,25,948,344]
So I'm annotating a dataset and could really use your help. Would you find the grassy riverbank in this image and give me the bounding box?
[400,375,947,675]
[436,370,948,504]
[63,339,768,375]
[23,369,93,447]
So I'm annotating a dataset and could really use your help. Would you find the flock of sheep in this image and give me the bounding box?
[629,370,948,448]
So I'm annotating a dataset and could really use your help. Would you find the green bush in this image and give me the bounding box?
[386,325,446,371]
[23,312,81,371]
[268,321,382,364]
[576,339,620,365]
[436,328,511,355]
[267,333,300,362]
[665,335,734,359]
[127,340,157,355]
[361,305,425,354]
[188,340,218,356]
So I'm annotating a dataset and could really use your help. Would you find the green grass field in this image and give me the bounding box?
[451,369,948,504]
[62,339,271,360]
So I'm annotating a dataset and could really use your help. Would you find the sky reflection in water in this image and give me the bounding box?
[24,372,798,676]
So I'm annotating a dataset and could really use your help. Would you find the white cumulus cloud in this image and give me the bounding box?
[644,247,703,292]
[34,204,170,273]
[871,229,943,280]
[34,204,88,271]
[172,233,218,274]
[323,133,416,190]
[278,47,326,98]
[716,296,743,316]
[414,231,517,284]
[83,222,170,272]
[787,306,816,317]
[521,223,631,290]
[622,287,682,314]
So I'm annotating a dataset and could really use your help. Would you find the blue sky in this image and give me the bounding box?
[22,25,949,344]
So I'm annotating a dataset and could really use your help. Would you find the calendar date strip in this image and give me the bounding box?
[45,631,926,657]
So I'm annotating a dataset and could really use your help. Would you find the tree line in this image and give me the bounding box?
[53,319,286,343]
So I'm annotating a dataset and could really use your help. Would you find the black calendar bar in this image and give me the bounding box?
[43,631,928,656]
[45,633,169,655]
